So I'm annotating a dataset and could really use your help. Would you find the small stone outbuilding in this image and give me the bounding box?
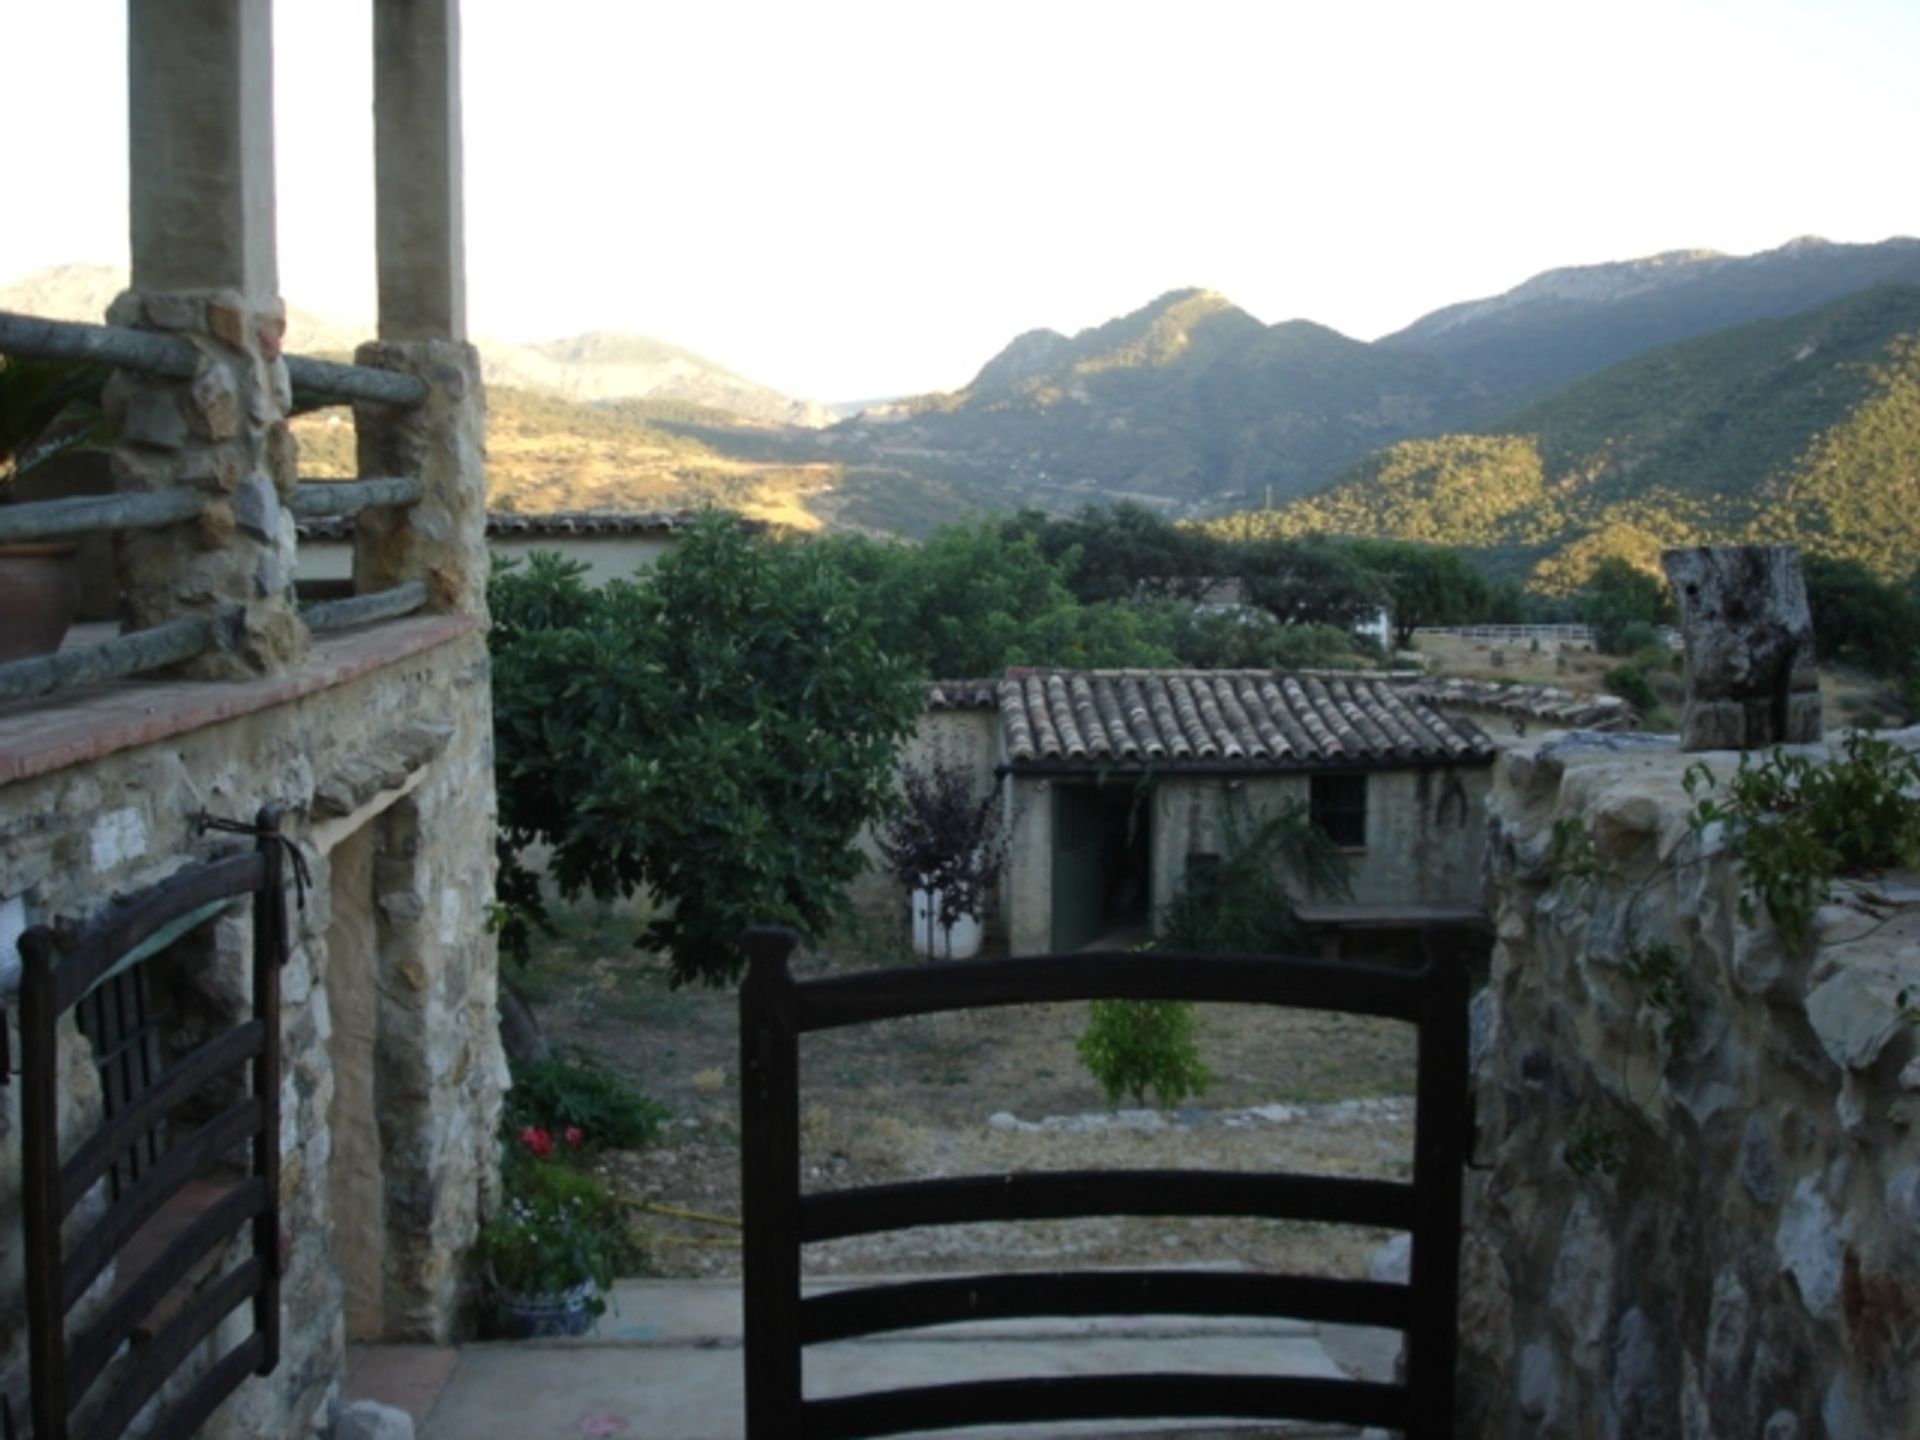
[982,669,1499,955]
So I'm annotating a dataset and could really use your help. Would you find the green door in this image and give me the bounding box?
[1051,785,1107,952]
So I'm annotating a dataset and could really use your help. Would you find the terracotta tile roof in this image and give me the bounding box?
[926,680,1000,711]
[998,669,1494,770]
[1405,677,1637,729]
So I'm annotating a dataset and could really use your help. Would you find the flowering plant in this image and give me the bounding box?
[473,1128,641,1311]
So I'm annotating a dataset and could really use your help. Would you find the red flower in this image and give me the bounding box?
[564,1126,586,1149]
[519,1126,554,1158]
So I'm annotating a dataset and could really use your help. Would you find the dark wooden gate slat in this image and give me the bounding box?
[801,1269,1412,1345]
[59,1021,266,1216]
[797,949,1425,1032]
[59,1099,264,1314]
[119,1333,269,1440]
[1406,948,1469,1438]
[801,1168,1415,1242]
[250,815,286,1374]
[50,854,264,1014]
[20,925,71,1438]
[804,1372,1410,1440]
[65,1179,270,1405]
[741,928,803,1439]
[22,807,287,1440]
[75,1260,263,1440]
[740,927,1474,1440]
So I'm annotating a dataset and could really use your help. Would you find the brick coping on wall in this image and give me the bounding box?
[0,614,485,787]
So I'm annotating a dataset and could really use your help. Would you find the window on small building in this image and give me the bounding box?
[1310,773,1368,849]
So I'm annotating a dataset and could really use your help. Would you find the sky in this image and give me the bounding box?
[5,0,1917,401]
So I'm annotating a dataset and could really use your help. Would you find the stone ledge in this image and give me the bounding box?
[0,614,484,788]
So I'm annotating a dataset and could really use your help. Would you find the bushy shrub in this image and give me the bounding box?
[506,1055,669,1150]
[1685,731,1920,945]
[1603,664,1660,713]
[1598,619,1662,658]
[1157,799,1350,954]
[1076,997,1212,1110]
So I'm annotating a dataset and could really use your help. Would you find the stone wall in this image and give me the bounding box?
[0,624,505,1437]
[1463,726,1920,1438]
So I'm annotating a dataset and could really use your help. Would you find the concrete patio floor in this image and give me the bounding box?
[348,1276,1400,1439]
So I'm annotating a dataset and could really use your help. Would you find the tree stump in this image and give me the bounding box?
[1661,545,1821,752]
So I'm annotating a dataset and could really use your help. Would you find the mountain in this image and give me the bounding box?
[480,331,835,428]
[1217,284,1920,588]
[0,264,831,428]
[1380,235,1920,411]
[0,262,369,355]
[829,288,1493,525]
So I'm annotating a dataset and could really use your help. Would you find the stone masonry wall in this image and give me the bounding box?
[1463,726,1920,1439]
[0,627,504,1437]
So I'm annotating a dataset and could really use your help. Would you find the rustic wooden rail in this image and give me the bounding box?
[17,807,288,1440]
[0,478,422,548]
[0,309,429,407]
[738,929,1470,1440]
[0,310,436,701]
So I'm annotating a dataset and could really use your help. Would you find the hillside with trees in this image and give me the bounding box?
[1219,285,1920,589]
[292,385,843,530]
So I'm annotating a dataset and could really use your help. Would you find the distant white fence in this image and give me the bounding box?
[1416,624,1683,650]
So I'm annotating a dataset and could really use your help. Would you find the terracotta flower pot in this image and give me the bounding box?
[0,543,81,663]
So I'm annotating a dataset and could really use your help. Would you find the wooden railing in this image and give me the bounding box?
[17,808,289,1440]
[737,928,1471,1440]
[0,310,432,705]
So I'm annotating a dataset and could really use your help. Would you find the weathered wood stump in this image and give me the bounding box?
[1662,545,1821,751]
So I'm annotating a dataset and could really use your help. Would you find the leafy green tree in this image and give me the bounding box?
[1580,557,1675,654]
[1802,554,1920,676]
[818,522,1174,676]
[1239,537,1386,629]
[1077,999,1212,1110]
[1001,502,1227,605]
[491,518,922,985]
[1152,607,1363,670]
[1350,540,1491,648]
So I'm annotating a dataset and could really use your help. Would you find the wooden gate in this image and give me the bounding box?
[739,927,1470,1439]
[16,809,288,1440]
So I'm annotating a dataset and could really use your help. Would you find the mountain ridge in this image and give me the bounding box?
[1213,283,1920,588]
[0,263,831,428]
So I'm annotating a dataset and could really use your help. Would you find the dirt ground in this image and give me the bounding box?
[515,904,1418,1286]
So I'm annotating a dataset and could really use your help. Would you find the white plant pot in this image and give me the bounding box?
[910,887,983,960]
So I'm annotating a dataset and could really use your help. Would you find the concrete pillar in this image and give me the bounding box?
[358,1,486,617]
[127,0,279,303]
[374,0,468,342]
[112,0,304,677]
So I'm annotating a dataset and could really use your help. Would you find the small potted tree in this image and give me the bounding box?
[876,758,1007,959]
